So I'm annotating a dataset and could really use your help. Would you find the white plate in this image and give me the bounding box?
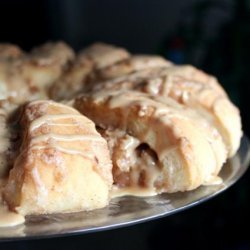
[0,135,249,241]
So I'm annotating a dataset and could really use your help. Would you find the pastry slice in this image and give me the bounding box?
[49,51,94,101]
[90,66,242,157]
[0,42,74,104]
[3,100,113,215]
[74,90,227,193]
[21,42,75,90]
[89,55,172,82]
[0,59,32,104]
[49,42,130,101]
[0,43,24,60]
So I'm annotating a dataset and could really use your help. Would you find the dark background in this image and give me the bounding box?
[0,0,250,249]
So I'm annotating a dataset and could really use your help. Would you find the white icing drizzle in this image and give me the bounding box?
[31,145,94,160]
[28,100,79,114]
[31,133,104,145]
[26,103,104,161]
[30,114,85,131]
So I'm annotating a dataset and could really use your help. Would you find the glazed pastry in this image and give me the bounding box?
[22,42,74,90]
[81,42,130,70]
[49,51,95,101]
[49,44,172,101]
[3,100,113,215]
[74,90,227,193]
[90,66,242,157]
[0,42,74,105]
[90,65,226,96]
[0,61,32,104]
[49,42,130,101]
[88,55,172,83]
[0,44,24,60]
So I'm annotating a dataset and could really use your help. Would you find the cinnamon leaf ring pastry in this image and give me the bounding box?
[74,90,227,194]
[3,100,112,215]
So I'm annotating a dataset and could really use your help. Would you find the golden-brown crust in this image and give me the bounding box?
[3,100,113,215]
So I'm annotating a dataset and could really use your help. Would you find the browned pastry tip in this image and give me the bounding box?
[80,42,130,69]
[29,41,75,67]
[90,65,226,95]
[49,42,130,101]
